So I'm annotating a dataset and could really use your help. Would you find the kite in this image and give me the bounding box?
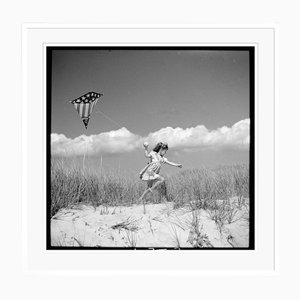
[70,91,103,129]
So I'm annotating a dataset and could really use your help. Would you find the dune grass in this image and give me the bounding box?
[50,157,249,219]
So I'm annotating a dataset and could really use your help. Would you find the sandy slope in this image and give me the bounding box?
[51,201,249,248]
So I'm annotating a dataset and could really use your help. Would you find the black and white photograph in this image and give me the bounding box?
[5,0,300,294]
[48,47,254,249]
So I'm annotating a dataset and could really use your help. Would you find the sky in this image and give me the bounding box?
[50,48,250,175]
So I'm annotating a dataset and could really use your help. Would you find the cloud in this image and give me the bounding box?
[51,119,250,156]
[145,118,249,152]
[51,127,141,156]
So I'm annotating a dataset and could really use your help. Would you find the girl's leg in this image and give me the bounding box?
[139,187,151,202]
[138,181,154,203]
[147,180,154,191]
[150,176,165,191]
[138,181,155,214]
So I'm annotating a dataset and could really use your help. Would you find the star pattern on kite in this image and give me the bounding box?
[69,91,103,129]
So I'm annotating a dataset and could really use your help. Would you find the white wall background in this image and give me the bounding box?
[1,0,298,299]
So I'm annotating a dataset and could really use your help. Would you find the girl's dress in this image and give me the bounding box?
[140,151,167,181]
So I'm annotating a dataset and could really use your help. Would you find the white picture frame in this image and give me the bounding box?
[22,25,276,274]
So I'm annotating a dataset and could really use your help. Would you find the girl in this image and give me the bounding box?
[138,142,183,208]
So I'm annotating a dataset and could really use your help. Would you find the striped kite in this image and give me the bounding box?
[70,92,103,129]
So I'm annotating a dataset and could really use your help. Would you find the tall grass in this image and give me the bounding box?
[51,159,145,217]
[165,164,249,210]
[51,157,249,218]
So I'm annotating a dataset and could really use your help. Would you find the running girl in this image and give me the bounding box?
[138,142,182,209]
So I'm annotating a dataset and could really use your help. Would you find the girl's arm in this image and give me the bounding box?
[143,145,151,158]
[139,162,150,178]
[144,149,151,158]
[164,159,183,168]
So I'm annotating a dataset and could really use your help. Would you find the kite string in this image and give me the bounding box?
[94,109,124,128]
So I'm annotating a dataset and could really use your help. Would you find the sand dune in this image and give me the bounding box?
[51,201,249,248]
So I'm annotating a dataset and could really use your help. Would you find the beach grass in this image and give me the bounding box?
[50,156,249,218]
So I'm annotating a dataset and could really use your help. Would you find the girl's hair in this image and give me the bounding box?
[153,142,168,153]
